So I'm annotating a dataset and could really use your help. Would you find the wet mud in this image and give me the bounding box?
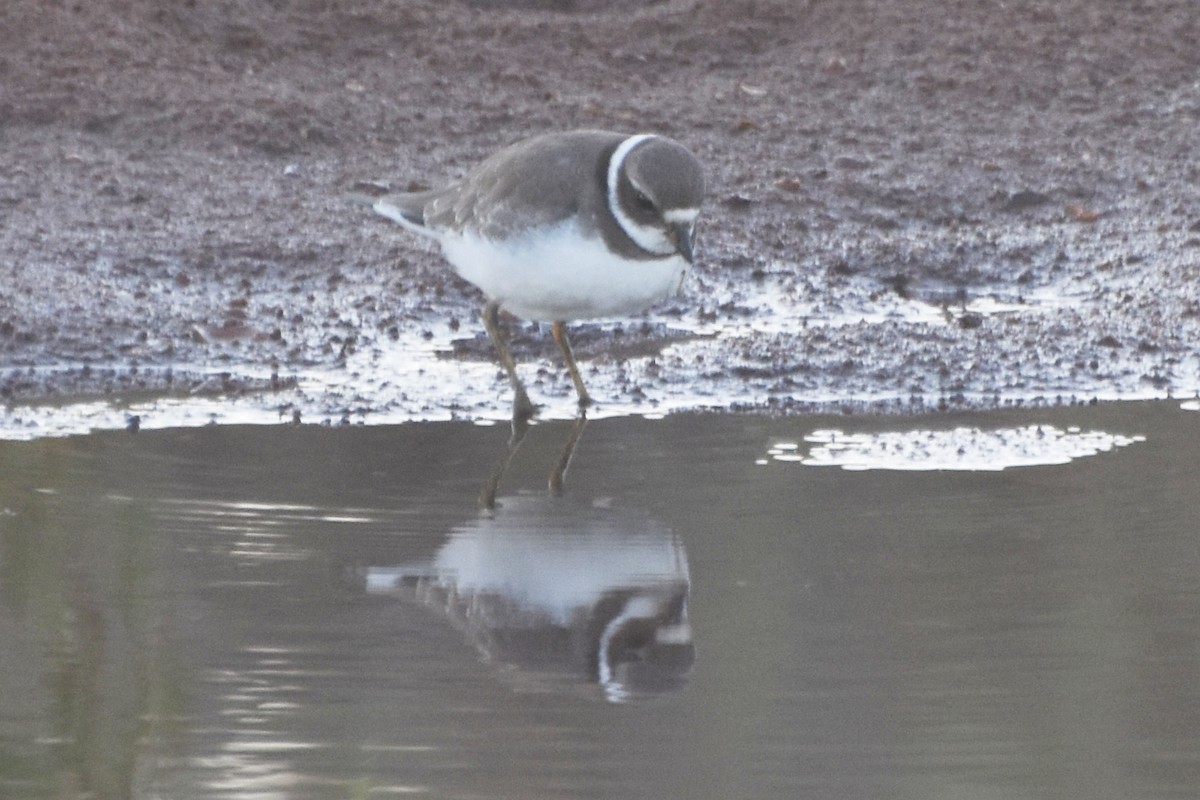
[2,0,1198,431]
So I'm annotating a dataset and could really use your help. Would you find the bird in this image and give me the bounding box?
[362,493,695,703]
[372,129,705,420]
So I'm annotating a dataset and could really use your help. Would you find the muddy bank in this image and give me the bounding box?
[2,0,1198,430]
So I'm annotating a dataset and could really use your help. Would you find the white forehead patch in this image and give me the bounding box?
[664,208,700,225]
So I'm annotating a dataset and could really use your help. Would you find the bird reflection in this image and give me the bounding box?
[480,397,587,509]
[366,412,695,702]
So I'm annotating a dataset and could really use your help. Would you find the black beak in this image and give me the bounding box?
[670,223,695,263]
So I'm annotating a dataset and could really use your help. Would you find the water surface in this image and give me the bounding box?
[1,402,1197,798]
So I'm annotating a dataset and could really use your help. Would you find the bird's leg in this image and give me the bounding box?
[551,321,593,408]
[548,410,587,496]
[478,409,532,511]
[482,300,536,423]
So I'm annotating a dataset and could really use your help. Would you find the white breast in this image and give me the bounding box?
[432,526,688,625]
[437,221,688,322]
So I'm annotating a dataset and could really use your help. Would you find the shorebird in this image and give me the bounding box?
[373,129,704,418]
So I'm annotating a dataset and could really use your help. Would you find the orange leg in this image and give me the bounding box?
[551,321,593,408]
[482,300,536,422]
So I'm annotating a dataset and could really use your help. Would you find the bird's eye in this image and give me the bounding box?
[633,191,655,213]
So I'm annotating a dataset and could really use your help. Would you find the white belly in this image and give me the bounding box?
[438,221,689,322]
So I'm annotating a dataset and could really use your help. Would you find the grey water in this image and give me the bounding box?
[1,402,1198,799]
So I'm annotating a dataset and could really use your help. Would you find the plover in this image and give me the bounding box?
[373,129,705,418]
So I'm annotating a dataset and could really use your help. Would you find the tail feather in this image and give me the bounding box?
[373,196,444,241]
[373,198,420,225]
